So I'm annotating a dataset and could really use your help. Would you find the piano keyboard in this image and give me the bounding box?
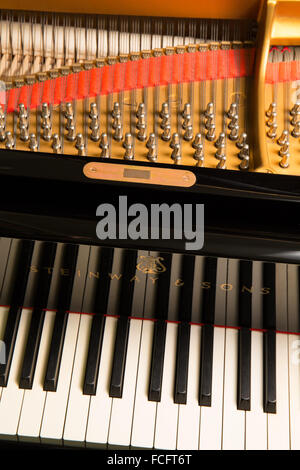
[0,237,299,449]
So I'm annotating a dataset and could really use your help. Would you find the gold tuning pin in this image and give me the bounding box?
[277,130,289,146]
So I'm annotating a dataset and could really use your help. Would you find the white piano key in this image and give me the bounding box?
[40,313,80,445]
[222,328,245,450]
[17,311,56,442]
[0,309,31,439]
[287,265,300,450]
[176,324,201,450]
[267,333,290,449]
[199,327,225,450]
[108,318,142,449]
[267,264,290,450]
[63,314,93,446]
[245,331,267,449]
[130,320,157,449]
[154,322,178,450]
[85,316,117,448]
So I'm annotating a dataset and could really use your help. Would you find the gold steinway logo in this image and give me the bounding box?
[136,256,167,274]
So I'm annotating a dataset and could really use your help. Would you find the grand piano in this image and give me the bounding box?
[0,0,298,450]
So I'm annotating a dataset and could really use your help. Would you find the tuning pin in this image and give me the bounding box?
[227,102,237,119]
[146,133,156,149]
[182,115,192,130]
[277,130,289,146]
[228,115,239,130]
[216,156,226,169]
[75,133,86,156]
[42,102,50,120]
[238,144,249,160]
[205,102,214,118]
[137,113,146,130]
[193,146,204,163]
[292,121,300,138]
[182,103,191,119]
[147,145,157,162]
[19,103,28,119]
[239,155,250,171]
[205,114,214,130]
[0,105,5,124]
[65,102,73,120]
[267,123,278,139]
[19,124,29,142]
[0,125,6,142]
[170,133,180,149]
[206,124,216,141]
[137,124,147,141]
[192,133,203,149]
[29,133,38,151]
[279,153,290,168]
[171,143,181,163]
[215,146,225,160]
[291,113,300,126]
[124,146,134,161]
[112,114,121,130]
[279,143,289,157]
[160,115,170,129]
[160,102,169,119]
[90,123,100,142]
[183,125,193,142]
[290,103,300,116]
[266,102,276,117]
[5,131,14,149]
[112,102,121,118]
[66,123,76,142]
[215,132,225,148]
[236,132,247,149]
[266,112,277,127]
[52,134,62,154]
[113,124,123,142]
[123,133,133,148]
[42,122,52,142]
[66,115,74,131]
[136,103,145,119]
[228,125,239,141]
[161,125,171,142]
[89,102,98,120]
[99,133,109,158]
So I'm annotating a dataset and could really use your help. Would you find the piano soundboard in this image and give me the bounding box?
[0,236,298,449]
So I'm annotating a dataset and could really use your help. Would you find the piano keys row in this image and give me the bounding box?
[0,237,298,449]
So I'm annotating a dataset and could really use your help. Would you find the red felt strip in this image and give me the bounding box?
[89,68,101,97]
[7,88,20,112]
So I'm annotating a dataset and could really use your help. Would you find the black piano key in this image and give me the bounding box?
[174,322,190,404]
[43,244,79,392]
[148,319,167,402]
[0,239,34,387]
[148,253,172,402]
[237,260,253,411]
[43,311,68,392]
[83,247,114,395]
[199,257,217,406]
[263,262,276,414]
[19,242,57,389]
[109,316,130,398]
[237,327,251,411]
[263,330,276,414]
[174,255,195,405]
[109,250,137,398]
[199,323,214,406]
